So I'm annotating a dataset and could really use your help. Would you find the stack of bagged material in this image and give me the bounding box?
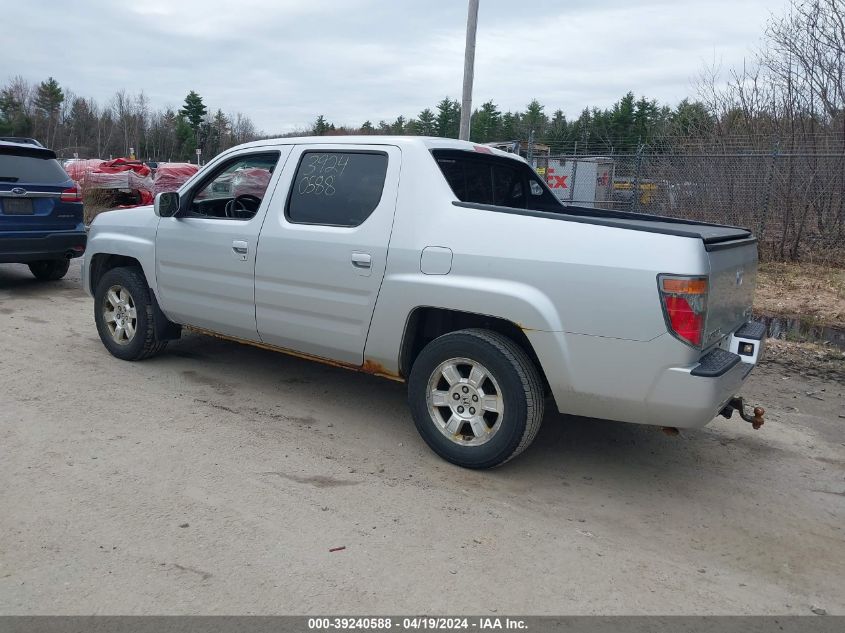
[64,159,106,184]
[67,158,154,207]
[153,162,199,196]
[84,158,153,196]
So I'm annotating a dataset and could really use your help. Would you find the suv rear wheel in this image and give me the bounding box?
[28,258,69,281]
[408,328,544,469]
[94,266,168,361]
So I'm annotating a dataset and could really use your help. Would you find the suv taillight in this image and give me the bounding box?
[658,275,708,348]
[61,185,82,203]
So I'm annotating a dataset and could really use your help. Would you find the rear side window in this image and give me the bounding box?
[0,155,68,184]
[287,151,387,226]
[433,150,561,212]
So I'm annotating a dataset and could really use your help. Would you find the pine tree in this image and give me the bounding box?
[610,92,636,150]
[391,115,406,135]
[671,99,713,139]
[633,96,659,146]
[33,77,64,117]
[313,115,330,135]
[572,108,593,151]
[33,77,64,145]
[0,87,31,136]
[416,108,436,136]
[521,99,546,139]
[435,98,460,138]
[470,100,500,142]
[500,112,518,140]
[179,90,207,132]
[544,109,569,149]
[405,119,419,135]
[448,99,461,137]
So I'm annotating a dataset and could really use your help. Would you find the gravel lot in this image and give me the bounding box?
[1,259,843,615]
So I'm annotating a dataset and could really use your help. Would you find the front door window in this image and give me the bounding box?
[189,153,279,220]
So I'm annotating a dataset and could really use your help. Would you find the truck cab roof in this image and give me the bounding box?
[233,135,525,161]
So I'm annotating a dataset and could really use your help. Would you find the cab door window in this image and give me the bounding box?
[286,151,388,226]
[188,152,279,220]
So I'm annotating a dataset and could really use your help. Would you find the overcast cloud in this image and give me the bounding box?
[1,0,788,133]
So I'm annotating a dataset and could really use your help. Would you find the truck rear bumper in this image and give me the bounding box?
[526,324,764,429]
[645,353,756,428]
[651,323,766,428]
[0,230,87,263]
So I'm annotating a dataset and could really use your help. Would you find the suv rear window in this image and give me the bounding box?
[433,149,561,212]
[0,155,68,184]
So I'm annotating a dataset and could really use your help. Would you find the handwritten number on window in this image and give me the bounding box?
[297,153,349,195]
[298,174,336,196]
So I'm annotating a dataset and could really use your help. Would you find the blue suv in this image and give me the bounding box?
[0,141,86,280]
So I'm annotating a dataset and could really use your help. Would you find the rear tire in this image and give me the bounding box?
[408,328,544,469]
[94,266,168,361]
[28,258,69,281]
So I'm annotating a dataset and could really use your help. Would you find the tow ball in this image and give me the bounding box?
[720,396,765,429]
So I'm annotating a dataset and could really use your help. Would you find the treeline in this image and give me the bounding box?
[307,94,715,154]
[0,79,259,161]
[0,71,712,158]
[1,71,714,158]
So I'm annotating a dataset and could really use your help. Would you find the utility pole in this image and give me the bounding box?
[459,0,480,141]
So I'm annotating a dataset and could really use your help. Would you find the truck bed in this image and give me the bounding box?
[453,201,754,248]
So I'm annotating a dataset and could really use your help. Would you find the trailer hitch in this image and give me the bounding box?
[720,397,765,429]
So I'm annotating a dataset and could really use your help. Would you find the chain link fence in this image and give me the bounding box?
[529,150,845,263]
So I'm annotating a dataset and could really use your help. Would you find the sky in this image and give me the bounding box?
[1,0,790,134]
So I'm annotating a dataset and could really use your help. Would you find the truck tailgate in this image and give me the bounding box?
[704,240,758,347]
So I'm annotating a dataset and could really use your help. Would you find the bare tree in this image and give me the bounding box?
[690,0,845,260]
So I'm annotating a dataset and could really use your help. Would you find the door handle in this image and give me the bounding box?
[351,252,372,269]
[232,240,249,261]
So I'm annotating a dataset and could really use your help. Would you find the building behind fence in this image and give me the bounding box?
[503,140,845,263]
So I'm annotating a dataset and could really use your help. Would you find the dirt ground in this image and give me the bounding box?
[756,262,845,325]
[1,260,843,615]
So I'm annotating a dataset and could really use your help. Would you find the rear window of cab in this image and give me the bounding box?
[432,149,561,212]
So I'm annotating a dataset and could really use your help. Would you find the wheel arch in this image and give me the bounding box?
[398,306,550,395]
[89,253,146,294]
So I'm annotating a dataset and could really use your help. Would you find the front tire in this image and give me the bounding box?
[408,328,544,469]
[28,258,69,281]
[94,266,167,361]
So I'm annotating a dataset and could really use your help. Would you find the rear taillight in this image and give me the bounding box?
[658,275,708,348]
[61,185,82,203]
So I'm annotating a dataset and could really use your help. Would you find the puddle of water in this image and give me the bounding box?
[754,314,845,349]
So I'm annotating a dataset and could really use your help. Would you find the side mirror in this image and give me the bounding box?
[155,191,181,218]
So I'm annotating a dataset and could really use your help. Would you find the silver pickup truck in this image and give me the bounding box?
[83,137,765,468]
